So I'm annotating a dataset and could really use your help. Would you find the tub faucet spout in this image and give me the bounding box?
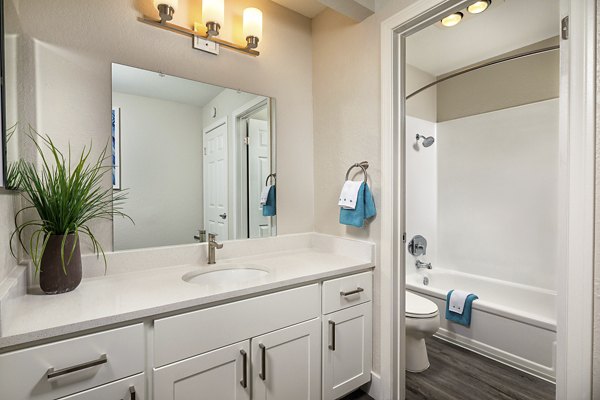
[416,260,432,270]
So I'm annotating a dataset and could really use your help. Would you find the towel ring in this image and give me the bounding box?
[265,173,276,186]
[345,161,369,183]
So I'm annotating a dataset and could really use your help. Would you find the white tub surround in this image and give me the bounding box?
[407,268,556,382]
[0,233,374,349]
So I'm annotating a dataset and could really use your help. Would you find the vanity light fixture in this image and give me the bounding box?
[139,0,262,56]
[467,0,491,14]
[441,12,463,27]
[154,0,178,23]
[202,0,224,37]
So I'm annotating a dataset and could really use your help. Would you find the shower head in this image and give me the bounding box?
[416,134,435,147]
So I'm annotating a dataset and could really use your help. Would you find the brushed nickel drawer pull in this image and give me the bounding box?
[259,343,266,381]
[240,349,248,388]
[47,354,107,380]
[340,287,364,297]
[329,320,336,351]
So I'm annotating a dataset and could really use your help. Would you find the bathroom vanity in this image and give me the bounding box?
[0,233,374,400]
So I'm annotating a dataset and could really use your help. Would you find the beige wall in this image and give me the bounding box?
[112,92,204,251]
[6,0,314,254]
[406,64,436,121]
[437,37,559,122]
[312,0,419,380]
[0,193,18,282]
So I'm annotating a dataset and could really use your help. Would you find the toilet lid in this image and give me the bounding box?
[406,291,438,318]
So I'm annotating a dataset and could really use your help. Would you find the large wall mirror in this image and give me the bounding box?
[1,0,278,252]
[111,64,276,250]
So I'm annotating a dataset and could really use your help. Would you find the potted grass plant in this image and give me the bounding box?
[10,127,131,294]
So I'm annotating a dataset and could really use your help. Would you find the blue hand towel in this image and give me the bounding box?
[340,182,376,228]
[445,290,478,327]
[262,186,276,217]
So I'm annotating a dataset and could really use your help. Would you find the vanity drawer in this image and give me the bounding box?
[0,324,144,400]
[322,271,372,314]
[154,284,320,367]
[58,373,145,399]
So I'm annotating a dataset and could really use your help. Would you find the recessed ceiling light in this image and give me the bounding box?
[467,0,491,14]
[441,12,463,27]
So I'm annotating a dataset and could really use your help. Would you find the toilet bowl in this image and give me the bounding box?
[405,291,440,373]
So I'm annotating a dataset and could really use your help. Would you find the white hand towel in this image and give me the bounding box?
[449,290,470,315]
[260,185,273,206]
[338,180,363,210]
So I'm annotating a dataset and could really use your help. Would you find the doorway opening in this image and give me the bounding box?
[381,0,595,399]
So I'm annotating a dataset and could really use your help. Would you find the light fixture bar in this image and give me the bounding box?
[138,16,259,57]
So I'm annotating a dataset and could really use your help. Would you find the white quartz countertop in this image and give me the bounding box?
[0,247,373,350]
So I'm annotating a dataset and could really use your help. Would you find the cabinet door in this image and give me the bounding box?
[59,373,145,399]
[252,318,321,400]
[323,302,372,400]
[154,340,250,400]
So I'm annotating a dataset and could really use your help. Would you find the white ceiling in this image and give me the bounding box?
[406,0,559,76]
[112,63,224,107]
[271,0,327,18]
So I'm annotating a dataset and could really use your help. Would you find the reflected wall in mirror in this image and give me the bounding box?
[111,64,276,251]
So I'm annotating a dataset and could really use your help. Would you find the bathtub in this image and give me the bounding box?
[407,268,556,381]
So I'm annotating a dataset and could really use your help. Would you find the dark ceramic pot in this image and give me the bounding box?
[40,234,82,294]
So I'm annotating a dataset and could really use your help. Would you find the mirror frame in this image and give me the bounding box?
[0,0,7,188]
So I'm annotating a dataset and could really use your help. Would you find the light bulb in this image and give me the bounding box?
[467,0,491,14]
[441,12,463,27]
[202,0,225,27]
[243,8,262,40]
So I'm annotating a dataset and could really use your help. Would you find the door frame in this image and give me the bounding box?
[202,116,228,239]
[380,1,596,399]
[231,97,272,239]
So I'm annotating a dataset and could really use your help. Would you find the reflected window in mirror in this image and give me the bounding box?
[111,64,276,251]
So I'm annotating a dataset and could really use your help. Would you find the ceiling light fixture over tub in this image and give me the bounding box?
[441,12,463,27]
[467,0,491,14]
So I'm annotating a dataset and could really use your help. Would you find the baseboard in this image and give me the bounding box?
[361,371,381,399]
[434,330,556,383]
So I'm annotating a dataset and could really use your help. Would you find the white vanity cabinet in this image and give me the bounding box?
[0,324,145,400]
[322,272,373,400]
[252,318,321,400]
[59,373,145,400]
[1,270,373,400]
[154,341,251,400]
[154,319,321,400]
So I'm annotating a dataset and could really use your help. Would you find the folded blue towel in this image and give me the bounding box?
[262,186,276,217]
[445,290,478,327]
[340,182,376,228]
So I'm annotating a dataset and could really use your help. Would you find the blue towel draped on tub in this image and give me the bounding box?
[262,186,276,217]
[339,182,376,228]
[445,290,478,327]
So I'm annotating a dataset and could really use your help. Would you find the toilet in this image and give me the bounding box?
[405,291,440,373]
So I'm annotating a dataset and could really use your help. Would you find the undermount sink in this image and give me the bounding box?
[183,265,269,285]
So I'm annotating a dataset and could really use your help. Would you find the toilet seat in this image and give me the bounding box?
[406,291,439,319]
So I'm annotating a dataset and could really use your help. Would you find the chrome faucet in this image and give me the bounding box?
[416,260,432,270]
[208,233,223,264]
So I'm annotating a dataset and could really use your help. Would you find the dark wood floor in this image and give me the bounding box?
[405,337,555,400]
[341,389,374,400]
